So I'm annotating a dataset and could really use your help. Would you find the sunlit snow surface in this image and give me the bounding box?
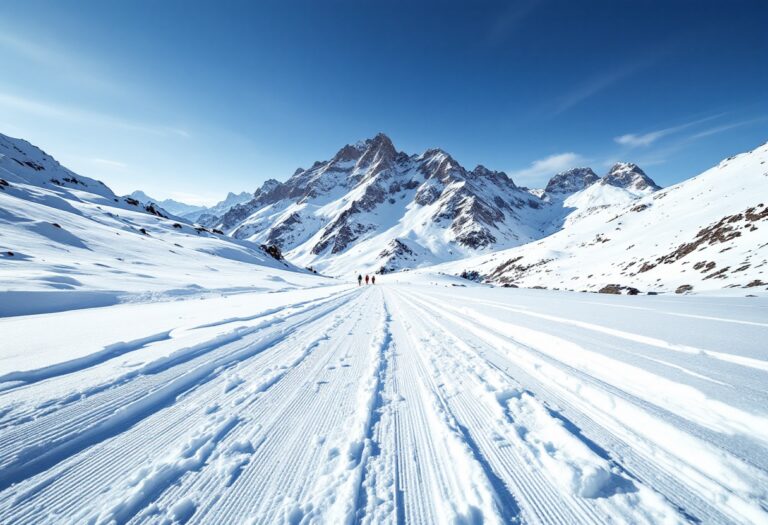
[2,132,767,523]
[1,274,767,524]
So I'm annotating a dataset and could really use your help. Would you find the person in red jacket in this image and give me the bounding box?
[365,274,370,285]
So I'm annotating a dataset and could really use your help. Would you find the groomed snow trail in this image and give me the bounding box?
[1,283,767,524]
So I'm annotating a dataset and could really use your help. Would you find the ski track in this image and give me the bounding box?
[1,284,767,524]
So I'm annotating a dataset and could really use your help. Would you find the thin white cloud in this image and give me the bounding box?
[615,130,674,147]
[614,114,726,147]
[512,152,587,185]
[0,91,190,138]
[689,117,767,140]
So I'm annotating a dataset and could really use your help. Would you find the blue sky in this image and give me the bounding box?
[0,0,766,204]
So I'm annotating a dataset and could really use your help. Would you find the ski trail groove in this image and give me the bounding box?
[1,284,766,524]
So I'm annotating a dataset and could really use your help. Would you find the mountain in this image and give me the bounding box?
[544,167,599,195]
[599,162,661,194]
[128,190,253,223]
[436,141,768,294]
[215,133,656,275]
[128,191,207,217]
[0,132,323,315]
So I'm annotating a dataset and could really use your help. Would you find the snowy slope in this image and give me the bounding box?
[215,134,655,276]
[0,133,327,316]
[436,141,768,295]
[1,280,766,524]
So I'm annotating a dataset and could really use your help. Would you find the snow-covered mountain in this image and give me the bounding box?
[129,190,253,223]
[436,141,768,294]
[214,133,655,275]
[128,191,206,218]
[0,133,324,316]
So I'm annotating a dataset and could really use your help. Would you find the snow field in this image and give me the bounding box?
[0,282,766,524]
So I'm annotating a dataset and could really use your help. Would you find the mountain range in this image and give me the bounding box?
[128,190,252,222]
[1,130,765,296]
[208,133,661,276]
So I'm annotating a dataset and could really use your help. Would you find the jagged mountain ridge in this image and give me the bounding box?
[214,133,658,275]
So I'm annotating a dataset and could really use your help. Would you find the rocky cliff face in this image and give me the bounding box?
[212,134,658,275]
[544,168,599,195]
[600,163,660,193]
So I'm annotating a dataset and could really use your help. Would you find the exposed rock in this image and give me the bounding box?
[545,168,599,195]
[459,270,481,282]
[601,163,660,192]
[599,284,640,295]
[260,244,283,260]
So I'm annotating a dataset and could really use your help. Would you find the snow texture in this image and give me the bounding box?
[1,131,767,524]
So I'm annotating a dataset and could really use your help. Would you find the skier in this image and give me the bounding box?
[371,275,376,285]
[365,274,370,285]
[357,274,362,286]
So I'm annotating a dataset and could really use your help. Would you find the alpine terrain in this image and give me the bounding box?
[1,132,767,525]
[211,134,670,278]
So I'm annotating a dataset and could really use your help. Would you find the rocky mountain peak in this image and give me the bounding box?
[332,144,364,163]
[260,179,282,192]
[357,132,397,167]
[471,165,493,177]
[602,163,660,192]
[545,167,599,194]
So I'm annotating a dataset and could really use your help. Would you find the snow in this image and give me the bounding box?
[0,133,329,317]
[1,278,767,524]
[2,130,767,523]
[434,141,768,295]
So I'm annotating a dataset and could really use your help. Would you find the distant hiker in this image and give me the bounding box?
[371,275,376,285]
[357,274,362,286]
[365,275,370,285]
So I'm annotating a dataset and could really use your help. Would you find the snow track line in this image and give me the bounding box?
[0,330,173,390]
[0,288,357,430]
[397,290,719,523]
[401,289,767,524]
[385,289,506,524]
[0,289,365,523]
[174,288,388,524]
[0,290,357,493]
[391,291,614,525]
[429,294,768,373]
[2,284,766,524]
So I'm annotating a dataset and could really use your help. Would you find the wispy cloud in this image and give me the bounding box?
[689,117,768,140]
[511,152,587,185]
[550,60,653,117]
[614,114,726,147]
[0,92,190,138]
